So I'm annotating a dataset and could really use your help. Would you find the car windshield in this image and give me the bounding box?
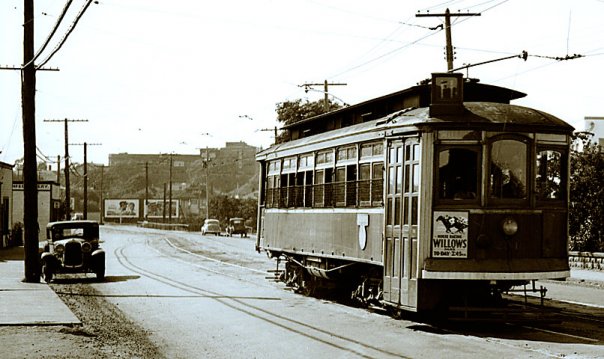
[48,223,99,241]
[51,228,85,240]
[206,219,219,225]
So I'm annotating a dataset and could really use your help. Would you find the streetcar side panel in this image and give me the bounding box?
[262,209,383,265]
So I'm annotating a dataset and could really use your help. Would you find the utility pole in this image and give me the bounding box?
[56,155,61,184]
[259,127,278,144]
[99,164,104,225]
[70,142,101,219]
[21,0,39,282]
[416,8,480,71]
[44,118,88,219]
[145,161,149,215]
[162,183,167,223]
[300,80,347,111]
[168,153,173,224]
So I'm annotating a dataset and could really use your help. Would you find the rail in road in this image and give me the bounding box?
[97,225,604,357]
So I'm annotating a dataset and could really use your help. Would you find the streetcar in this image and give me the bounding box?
[255,72,573,313]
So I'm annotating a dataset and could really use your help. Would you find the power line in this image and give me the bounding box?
[37,0,97,69]
[22,0,74,69]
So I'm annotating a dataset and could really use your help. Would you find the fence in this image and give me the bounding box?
[569,251,604,271]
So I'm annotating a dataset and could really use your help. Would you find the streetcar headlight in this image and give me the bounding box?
[501,217,518,236]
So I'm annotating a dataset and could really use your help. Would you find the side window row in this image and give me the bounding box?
[264,143,385,208]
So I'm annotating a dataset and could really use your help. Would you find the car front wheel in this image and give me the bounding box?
[41,262,53,283]
[96,264,105,281]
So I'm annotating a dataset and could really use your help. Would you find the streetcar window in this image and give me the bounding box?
[438,147,479,200]
[335,167,346,205]
[346,164,357,207]
[268,160,280,175]
[361,142,383,159]
[489,139,527,200]
[298,154,314,170]
[282,157,296,172]
[314,168,334,207]
[314,170,325,207]
[317,150,334,166]
[536,149,565,200]
[265,175,279,208]
[295,172,304,207]
[372,163,384,206]
[304,171,314,207]
[359,163,371,204]
[337,146,357,163]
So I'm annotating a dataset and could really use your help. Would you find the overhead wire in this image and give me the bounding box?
[325,0,510,80]
[37,0,96,69]
[22,0,74,69]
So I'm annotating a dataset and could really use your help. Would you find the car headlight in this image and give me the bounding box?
[81,242,92,253]
[55,244,64,254]
[501,217,518,236]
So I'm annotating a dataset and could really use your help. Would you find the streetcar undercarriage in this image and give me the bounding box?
[267,251,550,318]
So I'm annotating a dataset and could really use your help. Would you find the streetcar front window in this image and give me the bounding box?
[536,149,565,200]
[489,139,528,200]
[438,147,479,201]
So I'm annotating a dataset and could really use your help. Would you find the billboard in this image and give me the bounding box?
[144,199,179,219]
[104,199,140,218]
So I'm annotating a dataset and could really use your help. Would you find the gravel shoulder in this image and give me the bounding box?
[1,277,164,359]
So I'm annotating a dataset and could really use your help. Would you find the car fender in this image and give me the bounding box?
[91,249,105,269]
[91,249,105,259]
[40,252,58,268]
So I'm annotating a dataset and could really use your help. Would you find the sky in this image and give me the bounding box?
[1,0,603,167]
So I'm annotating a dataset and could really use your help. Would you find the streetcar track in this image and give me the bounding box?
[519,325,599,343]
[163,235,604,344]
[163,237,267,275]
[108,229,604,356]
[53,292,279,300]
[114,241,409,359]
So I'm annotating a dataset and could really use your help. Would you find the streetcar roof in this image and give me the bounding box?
[282,81,526,132]
[256,101,574,160]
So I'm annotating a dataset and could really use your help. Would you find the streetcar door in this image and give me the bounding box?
[383,141,404,303]
[400,139,420,308]
[383,139,420,307]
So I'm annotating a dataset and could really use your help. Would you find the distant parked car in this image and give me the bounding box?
[226,217,247,237]
[201,219,221,236]
[40,220,105,282]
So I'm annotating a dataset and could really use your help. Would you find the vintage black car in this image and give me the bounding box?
[226,217,247,237]
[40,220,105,282]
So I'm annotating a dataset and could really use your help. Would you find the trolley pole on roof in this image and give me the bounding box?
[416,8,481,71]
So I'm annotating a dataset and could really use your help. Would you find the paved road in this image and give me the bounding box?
[84,226,603,359]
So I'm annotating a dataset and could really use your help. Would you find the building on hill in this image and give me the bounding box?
[106,142,258,199]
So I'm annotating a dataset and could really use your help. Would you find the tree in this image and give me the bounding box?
[569,133,604,252]
[275,98,342,143]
